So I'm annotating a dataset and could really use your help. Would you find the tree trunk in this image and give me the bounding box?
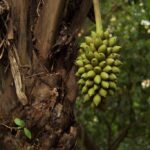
[0,0,92,149]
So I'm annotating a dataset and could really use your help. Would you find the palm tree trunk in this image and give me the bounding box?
[0,0,92,149]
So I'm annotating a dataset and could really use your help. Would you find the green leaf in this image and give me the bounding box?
[14,118,25,128]
[24,128,32,139]
[146,0,150,9]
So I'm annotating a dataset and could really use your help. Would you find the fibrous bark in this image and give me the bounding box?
[0,0,92,149]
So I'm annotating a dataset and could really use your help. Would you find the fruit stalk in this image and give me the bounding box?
[93,0,103,33]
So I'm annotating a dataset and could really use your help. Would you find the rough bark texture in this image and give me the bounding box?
[0,0,92,149]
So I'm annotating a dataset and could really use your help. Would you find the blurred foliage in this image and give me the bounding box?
[75,0,150,150]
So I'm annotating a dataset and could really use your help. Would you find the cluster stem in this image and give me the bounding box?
[93,0,103,33]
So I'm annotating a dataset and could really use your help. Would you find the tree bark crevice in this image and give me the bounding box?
[34,0,66,63]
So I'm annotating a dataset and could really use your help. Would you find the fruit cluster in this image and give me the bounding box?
[75,30,122,107]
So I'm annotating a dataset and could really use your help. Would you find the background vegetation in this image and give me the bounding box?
[76,0,150,149]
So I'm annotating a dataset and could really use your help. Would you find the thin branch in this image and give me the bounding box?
[101,116,112,150]
[0,123,20,130]
[110,124,131,150]
[81,125,98,150]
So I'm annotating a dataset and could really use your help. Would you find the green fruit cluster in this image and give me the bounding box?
[75,30,122,107]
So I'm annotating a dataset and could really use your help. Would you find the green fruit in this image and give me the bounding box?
[94,75,101,84]
[78,67,85,74]
[91,31,97,38]
[112,66,120,73]
[85,64,93,71]
[85,36,93,45]
[75,72,80,77]
[93,94,101,106]
[107,47,112,55]
[83,58,90,64]
[98,45,107,53]
[109,82,117,90]
[112,46,121,53]
[109,73,117,80]
[90,43,96,51]
[106,58,114,65]
[80,54,86,59]
[99,88,107,97]
[78,79,85,85]
[94,52,102,61]
[108,89,115,96]
[80,43,88,49]
[108,53,120,59]
[98,53,105,61]
[86,51,94,60]
[88,88,95,97]
[79,49,84,54]
[103,65,112,72]
[109,37,117,46]
[76,56,82,60]
[75,60,83,67]
[87,70,96,78]
[104,30,110,38]
[82,86,88,94]
[99,61,106,68]
[94,66,101,74]
[93,84,99,90]
[103,40,108,46]
[97,31,104,39]
[83,94,90,102]
[94,38,102,48]
[91,58,99,66]
[85,46,91,52]
[81,73,87,79]
[86,80,94,87]
[101,81,109,89]
[114,60,122,66]
[100,72,109,80]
